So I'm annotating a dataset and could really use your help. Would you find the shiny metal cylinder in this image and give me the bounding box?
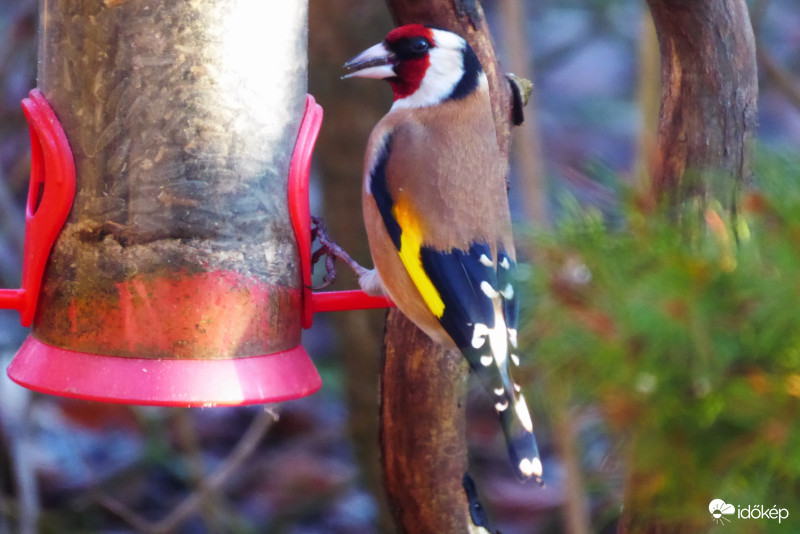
[34,0,308,359]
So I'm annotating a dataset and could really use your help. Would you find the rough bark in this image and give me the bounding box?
[379,1,511,532]
[380,311,474,533]
[621,1,759,532]
[646,0,758,211]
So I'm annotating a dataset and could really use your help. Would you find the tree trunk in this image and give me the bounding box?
[646,0,758,211]
[380,311,474,533]
[621,1,758,533]
[379,1,512,532]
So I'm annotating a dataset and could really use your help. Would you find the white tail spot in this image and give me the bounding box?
[510,354,520,366]
[514,383,521,392]
[495,400,509,412]
[479,254,493,267]
[500,257,511,269]
[508,329,518,349]
[515,394,534,432]
[494,387,504,396]
[480,355,493,367]
[519,457,543,478]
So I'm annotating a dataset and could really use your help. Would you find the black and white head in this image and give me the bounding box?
[343,24,486,110]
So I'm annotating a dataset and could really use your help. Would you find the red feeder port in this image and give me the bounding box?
[2,3,393,406]
[5,87,321,406]
[3,2,322,406]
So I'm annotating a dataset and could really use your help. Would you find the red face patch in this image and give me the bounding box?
[385,25,435,100]
[389,56,430,100]
[386,24,435,46]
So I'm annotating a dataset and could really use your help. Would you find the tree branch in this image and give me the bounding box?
[97,408,277,534]
[645,0,758,211]
[379,1,513,532]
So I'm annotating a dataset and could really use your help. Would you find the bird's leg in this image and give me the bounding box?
[310,216,369,289]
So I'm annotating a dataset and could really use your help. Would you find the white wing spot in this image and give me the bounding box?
[493,387,504,396]
[479,254,493,267]
[480,355,493,367]
[500,283,514,300]
[515,394,534,432]
[472,323,489,349]
[500,257,511,269]
[495,400,509,412]
[510,353,520,366]
[480,281,499,298]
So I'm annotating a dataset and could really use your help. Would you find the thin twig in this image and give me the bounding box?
[555,410,592,534]
[757,46,800,112]
[94,494,154,533]
[97,408,279,534]
[751,0,800,111]
[170,410,225,531]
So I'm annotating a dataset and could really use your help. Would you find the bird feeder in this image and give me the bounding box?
[0,0,390,406]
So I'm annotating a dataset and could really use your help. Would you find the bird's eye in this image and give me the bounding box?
[409,37,430,54]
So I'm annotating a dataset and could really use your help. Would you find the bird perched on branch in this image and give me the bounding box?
[343,24,542,483]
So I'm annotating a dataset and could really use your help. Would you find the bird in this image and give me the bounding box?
[343,24,543,483]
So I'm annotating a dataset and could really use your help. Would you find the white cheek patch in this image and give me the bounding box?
[391,44,465,110]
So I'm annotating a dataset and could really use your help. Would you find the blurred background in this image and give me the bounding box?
[0,0,799,532]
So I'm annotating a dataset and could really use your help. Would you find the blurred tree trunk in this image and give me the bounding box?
[620,1,758,533]
[498,0,547,227]
[645,0,758,213]
[634,11,660,189]
[308,3,396,532]
[379,1,514,532]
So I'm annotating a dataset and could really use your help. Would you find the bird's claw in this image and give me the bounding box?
[309,216,367,290]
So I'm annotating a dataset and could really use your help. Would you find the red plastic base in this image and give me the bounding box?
[7,336,322,406]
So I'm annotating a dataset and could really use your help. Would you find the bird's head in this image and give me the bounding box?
[343,24,484,109]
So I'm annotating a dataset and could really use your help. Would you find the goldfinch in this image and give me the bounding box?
[344,24,542,483]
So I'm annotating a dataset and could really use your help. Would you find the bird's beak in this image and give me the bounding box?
[342,42,396,79]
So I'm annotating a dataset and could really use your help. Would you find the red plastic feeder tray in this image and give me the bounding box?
[2,91,391,406]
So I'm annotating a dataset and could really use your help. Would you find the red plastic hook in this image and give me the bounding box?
[288,95,394,329]
[0,89,76,327]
